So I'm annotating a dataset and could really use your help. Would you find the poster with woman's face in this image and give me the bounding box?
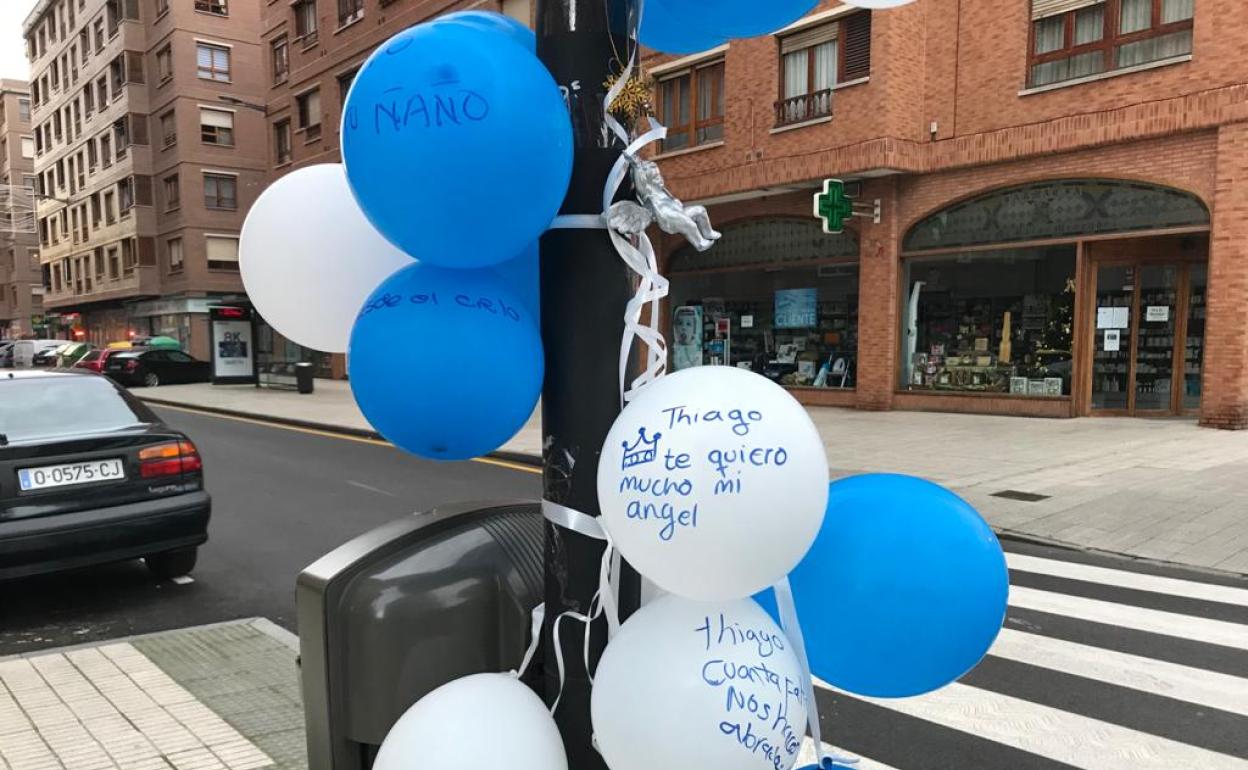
[672,306,703,371]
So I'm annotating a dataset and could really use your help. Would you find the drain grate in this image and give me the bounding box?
[991,489,1051,502]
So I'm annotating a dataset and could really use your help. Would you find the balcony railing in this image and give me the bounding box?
[774,89,833,128]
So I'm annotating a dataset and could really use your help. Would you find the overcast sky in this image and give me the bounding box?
[0,2,32,82]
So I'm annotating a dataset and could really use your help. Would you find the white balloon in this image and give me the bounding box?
[597,367,829,600]
[239,164,412,353]
[593,595,809,770]
[842,0,916,7]
[373,673,567,770]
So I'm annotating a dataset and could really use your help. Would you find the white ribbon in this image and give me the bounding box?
[541,500,622,714]
[774,579,858,769]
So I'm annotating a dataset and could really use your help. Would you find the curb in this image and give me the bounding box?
[138,396,545,468]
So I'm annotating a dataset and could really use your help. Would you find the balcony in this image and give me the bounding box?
[774,89,833,129]
[43,264,158,308]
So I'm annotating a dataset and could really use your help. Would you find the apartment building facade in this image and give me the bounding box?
[0,79,42,339]
[647,0,1248,428]
[23,0,267,360]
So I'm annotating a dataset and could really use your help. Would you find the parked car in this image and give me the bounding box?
[53,342,94,368]
[105,349,211,387]
[11,339,67,368]
[33,342,77,367]
[0,342,13,368]
[0,369,210,580]
[74,348,130,374]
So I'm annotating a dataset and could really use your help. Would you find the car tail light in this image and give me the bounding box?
[139,440,202,478]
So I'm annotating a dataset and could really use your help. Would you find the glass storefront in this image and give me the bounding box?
[669,263,859,389]
[901,246,1076,397]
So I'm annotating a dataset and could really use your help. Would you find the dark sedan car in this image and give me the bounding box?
[105,349,211,387]
[0,370,210,580]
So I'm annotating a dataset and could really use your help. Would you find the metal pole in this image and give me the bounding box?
[536,1,639,767]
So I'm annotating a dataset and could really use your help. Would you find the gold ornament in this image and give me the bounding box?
[604,70,654,121]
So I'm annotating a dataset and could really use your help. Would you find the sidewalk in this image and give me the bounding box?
[0,620,305,770]
[138,382,1248,576]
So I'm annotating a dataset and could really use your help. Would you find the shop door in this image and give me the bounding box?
[1090,262,1204,416]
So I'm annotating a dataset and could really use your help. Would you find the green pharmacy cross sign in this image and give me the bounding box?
[814,179,855,234]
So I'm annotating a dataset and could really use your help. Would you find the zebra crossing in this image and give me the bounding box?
[799,541,1248,770]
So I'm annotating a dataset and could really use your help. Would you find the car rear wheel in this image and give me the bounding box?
[143,371,160,387]
[145,547,197,579]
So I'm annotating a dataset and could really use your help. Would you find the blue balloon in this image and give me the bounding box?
[436,10,536,52]
[491,243,540,322]
[757,474,1008,698]
[342,23,572,269]
[709,0,819,39]
[641,0,818,53]
[641,0,727,54]
[348,263,543,461]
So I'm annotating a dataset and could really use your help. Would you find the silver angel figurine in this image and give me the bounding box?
[606,155,722,252]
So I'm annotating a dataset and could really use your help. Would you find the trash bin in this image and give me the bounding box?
[295,362,315,394]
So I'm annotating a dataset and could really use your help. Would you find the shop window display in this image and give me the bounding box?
[902,247,1076,396]
[669,264,859,389]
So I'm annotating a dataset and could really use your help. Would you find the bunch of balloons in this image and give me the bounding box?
[590,368,1010,770]
[240,11,558,462]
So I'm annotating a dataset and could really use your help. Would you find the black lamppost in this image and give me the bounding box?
[535,1,640,767]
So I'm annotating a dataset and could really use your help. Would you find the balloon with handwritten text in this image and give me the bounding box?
[348,262,542,461]
[435,9,536,52]
[373,673,567,770]
[593,595,808,770]
[757,474,1009,698]
[341,21,572,268]
[597,367,828,600]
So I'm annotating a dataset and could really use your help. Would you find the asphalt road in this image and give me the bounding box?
[0,405,541,654]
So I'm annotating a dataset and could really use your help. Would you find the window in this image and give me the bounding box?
[21,137,35,158]
[273,119,292,165]
[656,59,724,153]
[296,88,322,141]
[901,247,1076,397]
[156,0,168,15]
[196,43,231,82]
[96,75,108,107]
[157,44,173,82]
[160,110,176,147]
[164,174,179,210]
[294,0,318,46]
[167,237,183,273]
[113,117,128,159]
[18,98,30,122]
[206,235,239,270]
[271,37,289,84]
[200,108,234,146]
[118,177,134,215]
[1028,0,1194,87]
[195,0,228,15]
[94,18,104,50]
[203,173,237,210]
[337,67,359,106]
[23,174,36,192]
[776,12,871,127]
[338,0,364,27]
[103,190,116,224]
[100,133,112,168]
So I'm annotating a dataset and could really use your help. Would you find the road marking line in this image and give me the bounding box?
[1008,552,1248,607]
[817,679,1248,770]
[798,738,900,770]
[346,480,397,498]
[150,403,543,475]
[170,576,195,586]
[1010,585,1248,651]
[990,628,1248,717]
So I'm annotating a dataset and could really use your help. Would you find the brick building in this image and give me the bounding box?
[0,79,42,340]
[257,0,531,377]
[648,0,1248,428]
[22,0,268,360]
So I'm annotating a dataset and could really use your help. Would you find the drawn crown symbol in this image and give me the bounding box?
[621,427,661,468]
